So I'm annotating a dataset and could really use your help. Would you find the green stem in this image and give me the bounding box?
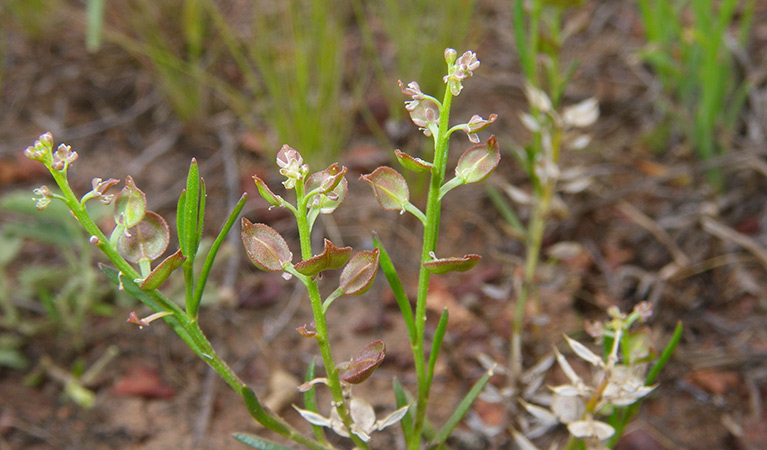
[509,126,561,380]
[294,182,369,450]
[410,83,454,450]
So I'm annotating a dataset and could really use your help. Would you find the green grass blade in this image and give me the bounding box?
[86,0,105,52]
[372,233,416,344]
[430,365,495,446]
[231,433,294,450]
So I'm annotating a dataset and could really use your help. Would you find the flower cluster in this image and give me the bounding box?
[443,49,480,96]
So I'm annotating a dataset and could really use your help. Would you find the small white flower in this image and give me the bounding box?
[524,83,553,113]
[294,398,409,443]
[562,97,599,128]
[567,415,615,441]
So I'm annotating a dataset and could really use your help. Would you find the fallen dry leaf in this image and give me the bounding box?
[686,370,740,396]
[112,366,175,399]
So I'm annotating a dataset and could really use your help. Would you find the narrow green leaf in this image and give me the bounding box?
[191,193,247,317]
[426,308,448,390]
[197,177,206,248]
[177,190,188,255]
[372,233,415,344]
[430,365,495,446]
[183,159,201,258]
[393,379,414,442]
[646,321,683,385]
[240,386,290,436]
[232,433,294,450]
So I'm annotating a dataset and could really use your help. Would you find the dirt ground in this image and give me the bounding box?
[2,1,767,449]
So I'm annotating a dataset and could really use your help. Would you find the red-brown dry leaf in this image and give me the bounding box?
[472,399,506,429]
[112,366,175,399]
[686,369,740,396]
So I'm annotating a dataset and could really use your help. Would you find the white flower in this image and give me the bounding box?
[294,398,409,443]
[562,97,599,128]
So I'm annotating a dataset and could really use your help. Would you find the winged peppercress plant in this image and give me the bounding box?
[23,48,501,450]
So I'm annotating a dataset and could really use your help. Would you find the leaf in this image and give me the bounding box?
[455,136,500,184]
[180,158,203,258]
[117,211,170,263]
[392,379,414,441]
[232,433,295,450]
[427,308,448,388]
[360,167,410,212]
[241,219,292,272]
[340,340,385,385]
[423,254,481,275]
[339,248,379,295]
[294,239,352,277]
[139,249,186,289]
[394,149,433,173]
[372,233,415,343]
[114,176,146,228]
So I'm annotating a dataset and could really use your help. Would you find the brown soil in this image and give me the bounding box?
[2,1,767,449]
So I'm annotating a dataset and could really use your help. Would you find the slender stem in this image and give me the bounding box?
[295,182,369,450]
[410,84,454,450]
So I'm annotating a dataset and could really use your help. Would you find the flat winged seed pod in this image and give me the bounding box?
[340,340,385,384]
[252,175,284,207]
[241,218,292,272]
[139,249,186,289]
[294,239,352,277]
[394,149,434,173]
[455,136,500,184]
[360,167,410,213]
[114,176,147,229]
[423,254,481,275]
[117,211,170,263]
[339,248,379,295]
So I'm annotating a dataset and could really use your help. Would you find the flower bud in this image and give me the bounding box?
[444,48,457,65]
[32,185,54,210]
[52,143,78,171]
